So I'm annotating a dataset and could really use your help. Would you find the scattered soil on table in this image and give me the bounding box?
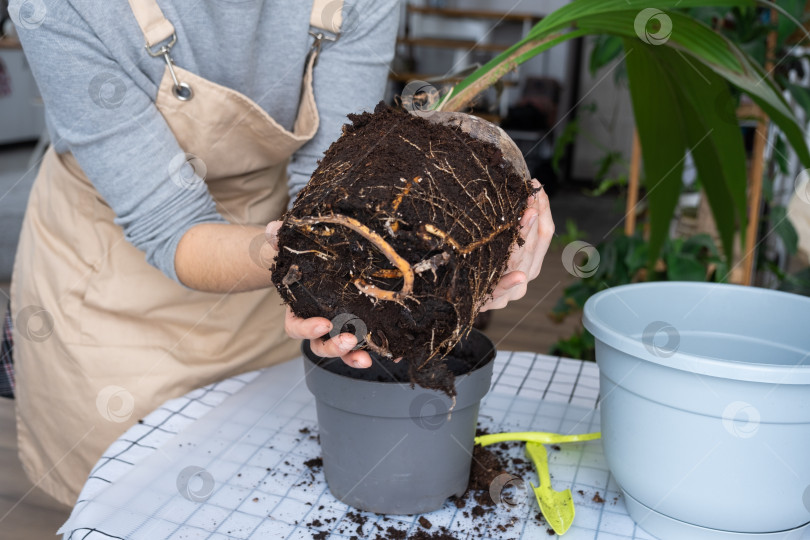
[273,102,531,395]
[304,457,323,470]
[408,527,458,540]
[384,526,408,539]
[302,423,610,540]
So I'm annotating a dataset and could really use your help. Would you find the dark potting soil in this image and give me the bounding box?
[273,103,530,395]
[305,326,494,385]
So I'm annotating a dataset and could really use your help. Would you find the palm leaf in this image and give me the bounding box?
[621,40,687,266]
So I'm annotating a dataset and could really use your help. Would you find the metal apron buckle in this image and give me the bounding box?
[145,34,193,101]
[308,29,339,66]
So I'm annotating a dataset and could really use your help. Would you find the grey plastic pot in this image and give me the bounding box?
[303,329,495,515]
[583,282,810,540]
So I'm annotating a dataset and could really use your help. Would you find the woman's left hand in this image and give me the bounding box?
[479,179,554,312]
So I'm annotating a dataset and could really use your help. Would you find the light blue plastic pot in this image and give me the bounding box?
[583,282,810,540]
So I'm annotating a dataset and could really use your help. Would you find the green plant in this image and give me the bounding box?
[436,0,810,268]
[550,233,728,360]
[586,4,810,283]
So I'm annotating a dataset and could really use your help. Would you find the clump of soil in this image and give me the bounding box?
[273,102,531,393]
[468,444,508,492]
[408,527,457,539]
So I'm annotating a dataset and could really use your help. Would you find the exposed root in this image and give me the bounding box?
[299,224,335,236]
[390,176,421,232]
[413,252,451,281]
[363,331,393,358]
[282,265,302,286]
[283,246,331,261]
[288,214,415,302]
[418,223,514,255]
[353,278,408,307]
[370,269,403,279]
[371,252,450,281]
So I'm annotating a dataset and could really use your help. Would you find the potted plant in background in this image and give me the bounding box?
[547,1,810,361]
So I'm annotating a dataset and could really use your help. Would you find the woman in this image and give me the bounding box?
[5,0,553,506]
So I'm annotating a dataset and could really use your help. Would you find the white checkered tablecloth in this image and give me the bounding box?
[59,352,657,540]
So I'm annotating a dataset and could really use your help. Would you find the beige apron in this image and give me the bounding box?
[11,0,343,506]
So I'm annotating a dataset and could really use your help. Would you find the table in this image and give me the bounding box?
[59,352,657,540]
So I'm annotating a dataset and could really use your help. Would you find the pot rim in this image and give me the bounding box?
[301,329,496,417]
[583,282,810,385]
[300,329,496,386]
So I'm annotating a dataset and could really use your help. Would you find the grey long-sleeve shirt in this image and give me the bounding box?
[12,0,398,282]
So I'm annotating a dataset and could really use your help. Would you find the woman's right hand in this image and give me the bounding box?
[267,221,373,369]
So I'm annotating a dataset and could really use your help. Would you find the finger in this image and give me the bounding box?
[496,271,526,292]
[480,273,525,311]
[265,220,283,251]
[285,308,332,340]
[392,357,403,364]
[342,350,373,369]
[505,282,528,303]
[310,332,358,358]
[529,190,555,279]
[521,209,539,231]
[480,294,510,312]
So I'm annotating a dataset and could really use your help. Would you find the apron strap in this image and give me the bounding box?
[310,0,345,36]
[127,0,175,49]
[127,0,345,47]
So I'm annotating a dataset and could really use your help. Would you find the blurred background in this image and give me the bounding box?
[2,0,810,537]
